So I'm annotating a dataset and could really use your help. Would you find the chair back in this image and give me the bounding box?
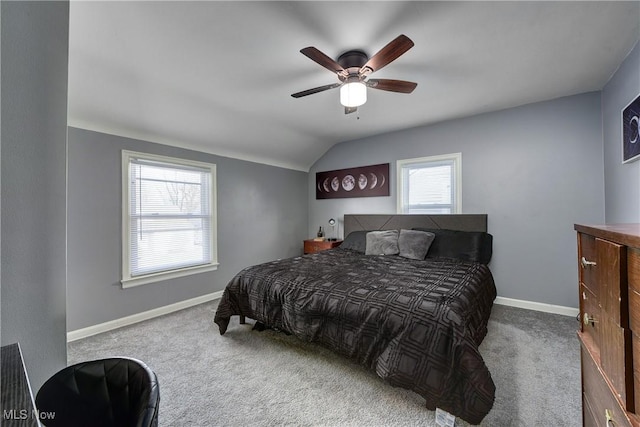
[36,357,159,427]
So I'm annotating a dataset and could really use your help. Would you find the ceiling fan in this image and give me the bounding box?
[291,34,418,114]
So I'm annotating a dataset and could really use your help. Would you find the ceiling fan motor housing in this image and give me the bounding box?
[337,50,369,76]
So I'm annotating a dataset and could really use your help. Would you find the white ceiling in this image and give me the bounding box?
[68,1,640,171]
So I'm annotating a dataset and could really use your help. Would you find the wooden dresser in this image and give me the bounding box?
[575,224,640,427]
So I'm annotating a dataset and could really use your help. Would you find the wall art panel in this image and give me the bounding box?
[316,163,389,199]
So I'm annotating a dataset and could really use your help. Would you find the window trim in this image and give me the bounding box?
[396,152,462,214]
[121,150,218,288]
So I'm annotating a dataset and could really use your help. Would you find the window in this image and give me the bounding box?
[122,151,217,288]
[397,153,462,214]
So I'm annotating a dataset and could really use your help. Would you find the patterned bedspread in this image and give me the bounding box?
[214,248,497,424]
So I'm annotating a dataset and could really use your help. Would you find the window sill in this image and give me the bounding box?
[121,263,219,289]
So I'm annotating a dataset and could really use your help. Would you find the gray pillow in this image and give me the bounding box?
[398,229,435,260]
[340,230,370,253]
[365,230,399,256]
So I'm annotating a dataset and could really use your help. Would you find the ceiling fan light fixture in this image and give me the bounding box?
[340,81,367,107]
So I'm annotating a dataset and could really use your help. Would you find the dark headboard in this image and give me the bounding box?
[343,214,488,236]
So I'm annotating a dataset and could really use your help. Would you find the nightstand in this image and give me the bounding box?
[303,239,342,254]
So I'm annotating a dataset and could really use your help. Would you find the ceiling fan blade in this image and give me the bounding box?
[366,79,417,94]
[359,35,414,76]
[291,82,342,98]
[345,106,357,115]
[300,47,348,78]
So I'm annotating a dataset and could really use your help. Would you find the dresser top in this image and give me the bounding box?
[574,223,640,248]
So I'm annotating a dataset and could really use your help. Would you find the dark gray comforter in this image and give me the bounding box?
[214,248,497,424]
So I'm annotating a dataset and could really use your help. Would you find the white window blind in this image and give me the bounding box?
[122,151,217,287]
[397,153,461,214]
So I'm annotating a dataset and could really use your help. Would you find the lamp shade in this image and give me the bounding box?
[340,82,367,107]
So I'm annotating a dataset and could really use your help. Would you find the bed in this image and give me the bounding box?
[214,214,497,424]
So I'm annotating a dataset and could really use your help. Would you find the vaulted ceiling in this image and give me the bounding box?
[68,1,640,171]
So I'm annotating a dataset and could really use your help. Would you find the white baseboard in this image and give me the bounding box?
[494,296,579,317]
[67,291,223,342]
[67,291,578,342]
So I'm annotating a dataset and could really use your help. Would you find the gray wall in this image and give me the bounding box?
[67,127,308,331]
[1,1,69,390]
[309,93,605,309]
[603,40,640,222]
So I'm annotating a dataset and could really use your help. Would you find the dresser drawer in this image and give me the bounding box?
[597,238,628,328]
[579,233,599,298]
[632,333,640,413]
[581,284,601,352]
[599,314,634,411]
[636,370,640,419]
[303,239,342,254]
[629,248,640,295]
[583,394,599,427]
[630,290,640,335]
[582,346,631,427]
[304,241,324,254]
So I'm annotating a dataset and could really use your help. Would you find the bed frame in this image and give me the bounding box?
[343,214,488,236]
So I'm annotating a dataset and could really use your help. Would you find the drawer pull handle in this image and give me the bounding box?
[605,408,615,426]
[583,313,598,326]
[581,256,597,268]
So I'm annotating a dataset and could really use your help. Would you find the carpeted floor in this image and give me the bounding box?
[67,301,581,426]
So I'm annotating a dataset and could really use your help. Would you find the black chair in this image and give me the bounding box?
[35,357,160,427]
